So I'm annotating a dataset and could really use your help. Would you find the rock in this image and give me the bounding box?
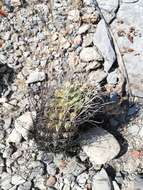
[78,24,90,34]
[92,168,112,190]
[76,173,89,187]
[3,117,12,130]
[3,146,13,158]
[93,19,116,72]
[34,176,47,190]
[78,151,88,162]
[0,156,4,171]
[0,172,12,190]
[87,69,107,85]
[68,9,80,22]
[112,181,120,190]
[73,35,82,48]
[6,128,22,144]
[63,184,71,190]
[64,174,75,185]
[28,161,45,178]
[86,61,101,72]
[134,174,143,190]
[58,159,67,169]
[38,152,54,164]
[73,184,83,190]
[17,181,32,190]
[63,159,86,177]
[83,0,94,6]
[46,163,57,176]
[122,0,139,3]
[82,33,93,47]
[127,124,140,136]
[15,112,33,140]
[26,71,45,84]
[111,0,143,97]
[96,0,119,23]
[47,176,57,187]
[80,47,103,62]
[11,175,25,185]
[107,70,118,85]
[81,127,120,165]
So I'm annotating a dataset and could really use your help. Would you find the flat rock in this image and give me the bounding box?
[80,47,103,62]
[81,127,120,165]
[93,19,116,72]
[111,0,143,97]
[92,168,112,190]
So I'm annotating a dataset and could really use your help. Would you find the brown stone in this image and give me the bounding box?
[47,176,57,187]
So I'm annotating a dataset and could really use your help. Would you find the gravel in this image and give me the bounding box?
[0,0,143,189]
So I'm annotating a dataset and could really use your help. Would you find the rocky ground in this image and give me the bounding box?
[0,0,143,190]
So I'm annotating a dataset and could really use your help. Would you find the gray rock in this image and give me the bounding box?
[63,184,71,190]
[122,0,139,3]
[87,69,107,85]
[72,184,83,190]
[0,130,4,141]
[112,181,120,190]
[82,33,93,47]
[96,0,119,23]
[0,156,4,174]
[80,47,103,62]
[68,9,80,22]
[64,174,75,185]
[17,181,32,190]
[81,127,120,165]
[37,151,54,164]
[92,168,112,190]
[46,163,57,176]
[11,175,26,185]
[93,19,116,72]
[26,71,45,84]
[83,0,94,6]
[86,61,101,72]
[6,128,22,144]
[111,0,143,97]
[63,159,86,177]
[3,146,13,158]
[28,161,45,179]
[15,112,33,140]
[34,176,47,190]
[78,151,88,162]
[78,24,90,35]
[3,117,12,130]
[127,124,140,136]
[138,127,143,137]
[76,173,88,187]
[134,174,143,190]
[0,172,12,190]
[107,70,118,85]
